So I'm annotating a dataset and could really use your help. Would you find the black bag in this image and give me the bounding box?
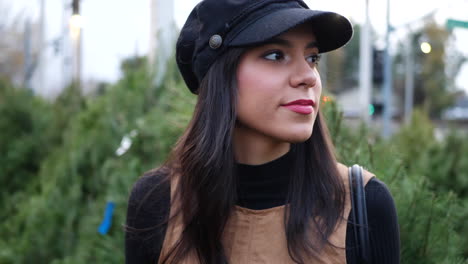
[349,164,372,263]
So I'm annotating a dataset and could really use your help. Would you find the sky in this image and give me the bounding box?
[7,0,468,93]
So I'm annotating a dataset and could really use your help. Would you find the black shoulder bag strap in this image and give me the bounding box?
[349,164,372,263]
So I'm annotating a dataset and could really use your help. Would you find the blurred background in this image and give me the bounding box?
[1,0,467,263]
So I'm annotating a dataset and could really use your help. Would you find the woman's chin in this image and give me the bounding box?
[288,135,312,143]
[281,129,314,143]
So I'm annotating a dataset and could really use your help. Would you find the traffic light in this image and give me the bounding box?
[369,104,375,116]
[373,48,384,84]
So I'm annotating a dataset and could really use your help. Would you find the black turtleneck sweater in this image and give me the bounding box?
[125,151,400,263]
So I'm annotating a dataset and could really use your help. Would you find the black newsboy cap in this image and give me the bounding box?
[176,0,353,94]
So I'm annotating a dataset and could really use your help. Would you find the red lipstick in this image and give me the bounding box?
[281,99,315,115]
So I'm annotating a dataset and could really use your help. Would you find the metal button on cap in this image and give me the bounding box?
[209,34,223,49]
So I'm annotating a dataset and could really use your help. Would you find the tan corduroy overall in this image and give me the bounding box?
[158,164,374,264]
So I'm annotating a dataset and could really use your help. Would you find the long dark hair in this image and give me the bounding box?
[160,47,345,264]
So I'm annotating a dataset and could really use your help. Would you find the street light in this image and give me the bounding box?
[420,42,432,54]
[69,14,83,39]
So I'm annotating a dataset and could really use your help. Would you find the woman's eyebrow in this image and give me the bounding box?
[263,37,318,49]
[305,41,319,49]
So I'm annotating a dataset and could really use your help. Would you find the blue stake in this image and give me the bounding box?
[98,201,115,235]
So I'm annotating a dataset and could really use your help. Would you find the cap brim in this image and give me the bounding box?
[229,8,353,53]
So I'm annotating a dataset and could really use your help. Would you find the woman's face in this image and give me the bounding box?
[235,24,322,144]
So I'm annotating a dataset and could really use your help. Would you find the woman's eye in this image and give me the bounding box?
[307,54,321,65]
[263,51,285,61]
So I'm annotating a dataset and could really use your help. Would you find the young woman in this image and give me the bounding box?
[125,0,400,263]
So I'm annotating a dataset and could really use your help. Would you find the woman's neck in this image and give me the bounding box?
[233,126,290,165]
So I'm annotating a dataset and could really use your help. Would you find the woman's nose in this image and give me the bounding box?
[289,59,318,89]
